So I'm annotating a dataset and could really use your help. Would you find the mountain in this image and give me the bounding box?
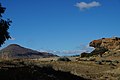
[0,44,58,59]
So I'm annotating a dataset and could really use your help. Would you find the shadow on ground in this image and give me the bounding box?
[0,61,89,80]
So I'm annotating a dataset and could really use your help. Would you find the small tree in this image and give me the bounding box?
[0,3,11,47]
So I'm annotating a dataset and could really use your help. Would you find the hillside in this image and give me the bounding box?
[0,44,57,59]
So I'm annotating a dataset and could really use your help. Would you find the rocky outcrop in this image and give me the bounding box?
[89,37,120,56]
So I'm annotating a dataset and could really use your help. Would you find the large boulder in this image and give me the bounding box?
[89,37,120,56]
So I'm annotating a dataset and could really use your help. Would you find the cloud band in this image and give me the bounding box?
[75,1,101,10]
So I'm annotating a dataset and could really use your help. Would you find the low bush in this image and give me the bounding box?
[95,61,102,65]
[112,60,119,64]
[80,52,92,58]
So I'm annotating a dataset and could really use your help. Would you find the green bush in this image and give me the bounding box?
[57,57,71,61]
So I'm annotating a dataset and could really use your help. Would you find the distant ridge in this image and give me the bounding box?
[0,44,58,59]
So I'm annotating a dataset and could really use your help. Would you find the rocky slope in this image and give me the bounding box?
[0,44,57,59]
[89,37,120,57]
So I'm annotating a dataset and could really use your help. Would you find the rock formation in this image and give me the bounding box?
[89,37,120,57]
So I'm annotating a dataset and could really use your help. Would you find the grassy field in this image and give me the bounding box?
[0,57,120,80]
[0,59,88,80]
[29,57,120,80]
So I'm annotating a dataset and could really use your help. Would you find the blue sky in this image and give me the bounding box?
[0,0,120,56]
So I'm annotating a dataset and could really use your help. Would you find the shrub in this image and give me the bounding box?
[57,57,71,61]
[88,57,96,61]
[112,60,119,64]
[108,62,116,66]
[101,59,106,62]
[105,60,112,62]
[80,52,92,57]
[95,61,102,65]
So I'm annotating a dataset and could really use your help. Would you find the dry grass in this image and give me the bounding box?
[1,56,120,80]
[28,57,120,80]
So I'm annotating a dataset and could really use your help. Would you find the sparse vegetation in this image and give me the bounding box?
[0,55,120,80]
[0,1,119,80]
[0,60,88,80]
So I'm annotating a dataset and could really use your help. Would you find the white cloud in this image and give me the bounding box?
[75,1,101,10]
[38,49,84,56]
[62,50,85,54]
[76,44,94,53]
[38,44,94,56]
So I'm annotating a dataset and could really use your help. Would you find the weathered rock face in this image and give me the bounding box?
[89,37,120,56]
[90,37,120,50]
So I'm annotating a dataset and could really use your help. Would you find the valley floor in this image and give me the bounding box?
[0,57,120,80]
